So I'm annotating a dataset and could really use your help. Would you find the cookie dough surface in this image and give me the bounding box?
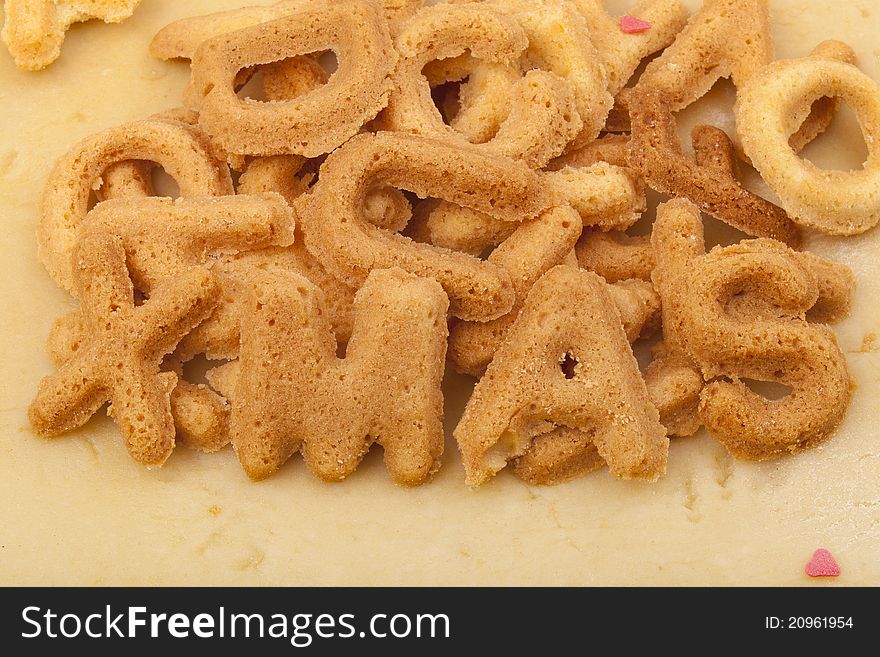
[0,0,878,585]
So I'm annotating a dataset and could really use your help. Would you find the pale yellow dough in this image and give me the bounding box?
[0,0,879,585]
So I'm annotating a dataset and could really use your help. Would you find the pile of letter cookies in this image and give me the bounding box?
[25,0,880,488]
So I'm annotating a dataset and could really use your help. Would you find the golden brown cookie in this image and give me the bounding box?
[405,199,512,257]
[218,246,358,347]
[29,232,219,466]
[97,160,153,201]
[627,89,802,246]
[151,0,319,60]
[227,267,448,485]
[162,357,231,454]
[400,0,612,152]
[45,312,231,453]
[38,118,234,293]
[239,154,410,235]
[2,0,141,70]
[546,134,654,285]
[513,335,704,485]
[736,49,880,235]
[507,273,663,484]
[188,0,397,158]
[455,265,668,487]
[249,52,415,234]
[83,194,294,294]
[651,199,853,460]
[300,132,555,321]
[546,163,646,231]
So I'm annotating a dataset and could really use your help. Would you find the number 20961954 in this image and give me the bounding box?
[765,617,853,630]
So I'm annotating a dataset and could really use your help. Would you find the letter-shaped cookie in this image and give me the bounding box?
[188,0,397,157]
[572,0,688,95]
[511,339,703,485]
[455,265,668,487]
[28,233,219,466]
[736,51,880,235]
[45,312,231,453]
[627,89,802,246]
[38,119,234,293]
[628,0,773,112]
[301,132,554,321]
[150,0,421,60]
[385,3,582,167]
[652,199,853,459]
[231,268,449,485]
[82,193,295,360]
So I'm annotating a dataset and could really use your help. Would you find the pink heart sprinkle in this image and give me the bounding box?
[805,549,841,578]
[620,15,652,34]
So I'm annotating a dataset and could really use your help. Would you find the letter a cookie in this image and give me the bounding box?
[455,265,668,487]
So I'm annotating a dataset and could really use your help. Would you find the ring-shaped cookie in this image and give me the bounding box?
[736,57,880,235]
